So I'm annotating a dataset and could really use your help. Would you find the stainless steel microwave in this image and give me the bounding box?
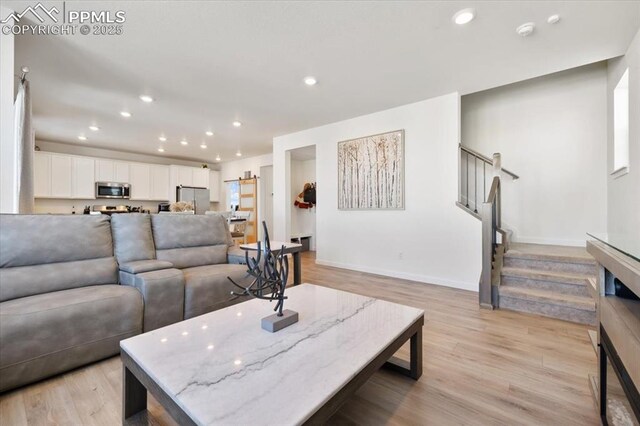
[95,182,130,199]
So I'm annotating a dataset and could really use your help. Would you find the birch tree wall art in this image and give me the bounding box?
[338,130,404,210]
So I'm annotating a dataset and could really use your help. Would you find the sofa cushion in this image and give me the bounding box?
[156,245,228,269]
[151,214,229,250]
[0,215,113,267]
[111,214,156,264]
[0,257,118,302]
[0,285,142,392]
[182,264,252,318]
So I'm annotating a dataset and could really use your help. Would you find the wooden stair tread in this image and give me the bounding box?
[499,286,596,311]
[501,267,592,285]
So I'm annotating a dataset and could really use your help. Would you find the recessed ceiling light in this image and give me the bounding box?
[200,143,207,149]
[304,76,317,86]
[120,111,131,118]
[232,121,242,127]
[236,150,242,157]
[158,136,167,142]
[547,14,560,24]
[157,147,165,152]
[215,154,221,161]
[78,135,87,141]
[453,8,475,25]
[205,131,214,136]
[516,22,535,37]
[139,95,153,103]
[180,140,188,146]
[89,125,99,131]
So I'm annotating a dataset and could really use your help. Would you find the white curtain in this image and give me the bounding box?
[14,79,34,214]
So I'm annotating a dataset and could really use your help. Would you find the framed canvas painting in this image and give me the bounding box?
[337,129,404,210]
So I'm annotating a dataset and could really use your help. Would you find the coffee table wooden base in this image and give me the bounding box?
[122,316,423,425]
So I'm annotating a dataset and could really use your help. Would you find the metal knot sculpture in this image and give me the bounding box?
[228,221,298,332]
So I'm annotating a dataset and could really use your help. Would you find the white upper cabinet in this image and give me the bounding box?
[176,166,193,187]
[209,170,220,202]
[95,159,129,183]
[71,157,95,199]
[50,154,72,198]
[193,168,210,188]
[150,165,170,201]
[34,152,51,198]
[129,163,151,200]
[35,153,94,199]
[34,152,205,203]
[115,162,130,183]
[95,159,114,182]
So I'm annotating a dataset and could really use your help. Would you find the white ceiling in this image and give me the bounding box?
[9,1,640,163]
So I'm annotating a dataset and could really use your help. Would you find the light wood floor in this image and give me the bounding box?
[0,252,599,425]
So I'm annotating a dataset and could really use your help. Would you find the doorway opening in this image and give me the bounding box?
[288,145,316,252]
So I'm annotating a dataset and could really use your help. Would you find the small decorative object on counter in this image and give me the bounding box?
[228,221,298,332]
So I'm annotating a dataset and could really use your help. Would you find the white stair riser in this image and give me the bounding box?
[504,257,597,275]
[501,275,590,297]
[499,296,596,326]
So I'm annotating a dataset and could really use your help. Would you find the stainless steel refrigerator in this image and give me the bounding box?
[176,186,210,215]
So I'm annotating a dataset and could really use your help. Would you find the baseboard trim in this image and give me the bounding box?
[314,259,478,292]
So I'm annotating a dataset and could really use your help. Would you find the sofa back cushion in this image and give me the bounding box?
[111,214,156,264]
[0,215,118,302]
[150,215,229,269]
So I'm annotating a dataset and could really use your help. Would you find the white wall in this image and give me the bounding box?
[290,159,316,250]
[607,30,640,236]
[462,62,608,246]
[0,8,16,213]
[273,93,482,291]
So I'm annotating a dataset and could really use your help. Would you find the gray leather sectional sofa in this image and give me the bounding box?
[0,213,250,392]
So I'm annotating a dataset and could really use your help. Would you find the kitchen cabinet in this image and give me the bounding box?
[95,159,129,183]
[209,170,220,202]
[34,152,94,199]
[176,166,193,187]
[193,168,209,188]
[169,165,211,202]
[71,157,95,199]
[34,151,205,203]
[129,163,151,200]
[50,154,72,198]
[34,152,51,197]
[150,165,170,201]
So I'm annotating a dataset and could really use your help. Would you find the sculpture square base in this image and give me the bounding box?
[261,309,299,332]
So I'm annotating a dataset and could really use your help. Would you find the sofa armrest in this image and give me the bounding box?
[119,259,174,274]
[124,268,185,332]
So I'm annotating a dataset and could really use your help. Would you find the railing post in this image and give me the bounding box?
[480,201,494,309]
[492,153,501,177]
[492,153,502,229]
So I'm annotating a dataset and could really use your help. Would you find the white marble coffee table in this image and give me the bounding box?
[121,284,424,425]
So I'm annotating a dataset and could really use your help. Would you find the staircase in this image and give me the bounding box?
[498,243,597,326]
